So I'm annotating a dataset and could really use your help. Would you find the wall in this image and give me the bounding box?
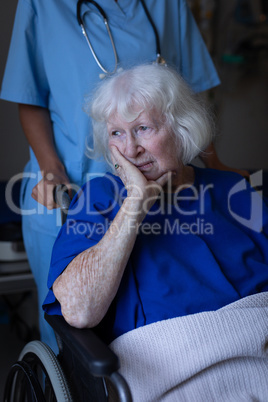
[211,0,268,171]
[0,0,29,181]
[0,0,268,182]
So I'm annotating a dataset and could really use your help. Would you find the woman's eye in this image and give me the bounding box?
[139,126,148,132]
[111,130,121,136]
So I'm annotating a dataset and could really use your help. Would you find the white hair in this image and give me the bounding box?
[85,64,215,166]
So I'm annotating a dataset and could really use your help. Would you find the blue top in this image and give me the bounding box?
[0,0,220,183]
[43,167,268,343]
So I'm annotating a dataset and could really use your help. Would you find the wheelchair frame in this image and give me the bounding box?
[4,314,132,401]
[3,185,132,401]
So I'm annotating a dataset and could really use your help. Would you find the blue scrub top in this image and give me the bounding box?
[0,0,220,237]
[43,167,268,343]
[1,0,220,180]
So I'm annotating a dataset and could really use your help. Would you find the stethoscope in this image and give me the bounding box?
[76,0,166,78]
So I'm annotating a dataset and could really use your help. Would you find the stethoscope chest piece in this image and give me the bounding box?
[155,55,167,66]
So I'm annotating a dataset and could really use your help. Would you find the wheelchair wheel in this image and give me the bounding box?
[4,340,73,402]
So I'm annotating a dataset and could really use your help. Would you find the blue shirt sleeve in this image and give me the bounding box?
[0,0,49,106]
[43,174,122,314]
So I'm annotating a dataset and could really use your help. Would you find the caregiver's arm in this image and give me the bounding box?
[19,104,70,209]
[53,147,171,328]
[200,142,249,178]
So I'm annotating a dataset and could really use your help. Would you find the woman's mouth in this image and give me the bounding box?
[136,162,153,171]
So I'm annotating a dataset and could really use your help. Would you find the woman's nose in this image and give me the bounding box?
[124,133,144,158]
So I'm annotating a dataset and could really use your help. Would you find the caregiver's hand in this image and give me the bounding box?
[31,167,71,210]
[110,146,172,218]
[19,104,73,209]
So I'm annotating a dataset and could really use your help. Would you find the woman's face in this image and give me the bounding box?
[107,111,181,181]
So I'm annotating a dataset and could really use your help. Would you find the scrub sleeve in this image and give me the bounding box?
[1,0,220,351]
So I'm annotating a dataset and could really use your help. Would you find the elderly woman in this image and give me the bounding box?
[43,64,268,344]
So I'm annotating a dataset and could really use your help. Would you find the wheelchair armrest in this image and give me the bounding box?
[45,313,120,377]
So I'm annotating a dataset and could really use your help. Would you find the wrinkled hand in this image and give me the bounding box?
[31,168,71,209]
[110,146,172,217]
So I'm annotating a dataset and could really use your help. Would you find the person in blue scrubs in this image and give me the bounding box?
[43,65,268,344]
[1,0,231,351]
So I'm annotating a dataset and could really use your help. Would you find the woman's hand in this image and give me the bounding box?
[110,146,172,219]
[54,147,172,328]
[31,167,71,209]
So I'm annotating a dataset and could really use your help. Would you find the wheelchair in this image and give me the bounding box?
[3,186,132,401]
[4,314,132,401]
[4,172,268,401]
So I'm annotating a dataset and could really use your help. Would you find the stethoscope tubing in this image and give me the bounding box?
[77,0,107,25]
[76,0,165,76]
[139,0,161,57]
[77,0,118,75]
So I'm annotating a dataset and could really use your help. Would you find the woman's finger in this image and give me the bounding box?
[110,146,140,176]
[110,146,130,169]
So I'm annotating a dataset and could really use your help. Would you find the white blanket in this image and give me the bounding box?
[110,293,268,401]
